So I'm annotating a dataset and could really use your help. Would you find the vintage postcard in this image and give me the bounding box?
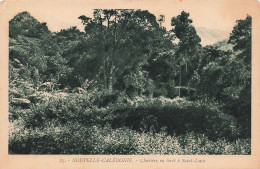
[0,0,260,168]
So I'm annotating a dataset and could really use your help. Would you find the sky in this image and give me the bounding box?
[2,0,259,34]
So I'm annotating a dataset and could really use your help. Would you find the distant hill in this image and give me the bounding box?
[211,39,234,51]
[196,27,230,46]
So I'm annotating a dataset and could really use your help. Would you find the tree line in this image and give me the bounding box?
[9,10,251,137]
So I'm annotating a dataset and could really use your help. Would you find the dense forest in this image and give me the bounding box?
[9,10,251,154]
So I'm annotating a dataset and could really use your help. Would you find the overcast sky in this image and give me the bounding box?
[3,0,258,34]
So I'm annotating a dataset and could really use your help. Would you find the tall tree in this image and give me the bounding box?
[79,9,162,94]
[54,27,90,88]
[227,15,251,137]
[229,15,251,66]
[171,11,201,96]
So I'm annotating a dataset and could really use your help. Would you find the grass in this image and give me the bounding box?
[9,122,250,154]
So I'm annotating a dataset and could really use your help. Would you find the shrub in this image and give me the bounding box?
[13,92,100,128]
[101,97,240,141]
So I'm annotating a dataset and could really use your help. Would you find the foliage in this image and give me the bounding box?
[229,15,251,65]
[171,11,201,96]
[9,11,50,38]
[9,122,250,154]
[8,10,251,155]
[9,12,72,90]
[9,95,241,141]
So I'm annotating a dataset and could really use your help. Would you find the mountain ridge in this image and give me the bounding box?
[196,27,230,46]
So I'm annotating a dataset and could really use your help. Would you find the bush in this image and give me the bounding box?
[11,91,102,129]
[101,97,240,141]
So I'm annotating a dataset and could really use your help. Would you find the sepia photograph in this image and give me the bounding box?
[1,0,260,168]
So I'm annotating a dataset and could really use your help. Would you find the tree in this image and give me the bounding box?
[194,15,251,137]
[194,46,231,99]
[79,9,164,94]
[54,27,91,88]
[9,11,50,39]
[9,12,72,91]
[229,15,251,66]
[227,15,251,137]
[171,11,201,96]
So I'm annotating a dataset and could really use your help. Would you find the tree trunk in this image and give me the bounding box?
[188,82,190,96]
[179,69,181,97]
[103,57,107,90]
[99,13,109,91]
[108,11,117,94]
[108,77,113,94]
[108,66,113,94]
